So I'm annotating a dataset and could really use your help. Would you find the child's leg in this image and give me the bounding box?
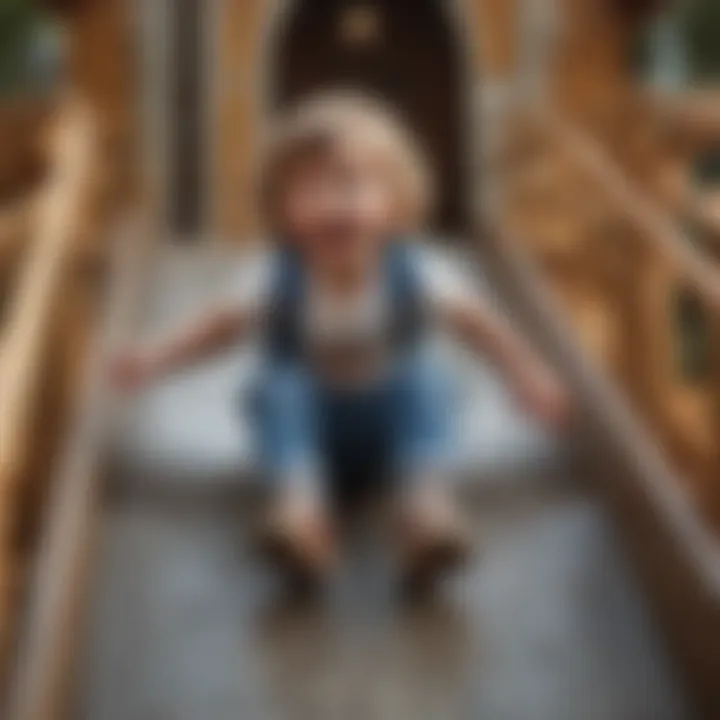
[253,363,334,577]
[391,351,456,486]
[391,353,471,587]
[256,363,323,493]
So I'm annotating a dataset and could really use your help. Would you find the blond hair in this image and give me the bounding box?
[258,92,433,232]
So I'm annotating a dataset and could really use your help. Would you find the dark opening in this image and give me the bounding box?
[275,0,469,235]
[674,285,711,382]
[693,148,720,187]
[169,0,204,236]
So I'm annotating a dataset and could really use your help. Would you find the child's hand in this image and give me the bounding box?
[516,367,573,429]
[110,351,159,393]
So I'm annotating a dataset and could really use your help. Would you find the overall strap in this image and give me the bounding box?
[387,240,425,351]
[267,247,304,361]
[267,241,426,361]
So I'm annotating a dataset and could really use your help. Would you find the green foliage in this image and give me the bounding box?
[693,149,720,187]
[0,0,49,96]
[682,0,720,82]
[634,0,720,86]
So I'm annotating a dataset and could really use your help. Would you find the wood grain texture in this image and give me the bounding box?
[7,216,151,720]
[0,0,136,694]
[211,0,271,239]
[0,98,98,689]
[0,96,53,203]
[484,220,720,718]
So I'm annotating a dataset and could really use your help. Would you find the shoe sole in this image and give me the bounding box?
[253,529,327,591]
[401,538,472,597]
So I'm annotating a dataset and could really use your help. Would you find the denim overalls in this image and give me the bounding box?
[252,243,450,501]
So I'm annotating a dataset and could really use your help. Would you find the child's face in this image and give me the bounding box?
[278,141,397,265]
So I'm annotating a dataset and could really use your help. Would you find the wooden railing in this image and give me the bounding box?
[0,96,108,690]
[0,95,52,203]
[501,106,720,527]
[0,96,53,323]
[0,0,134,696]
[650,89,720,151]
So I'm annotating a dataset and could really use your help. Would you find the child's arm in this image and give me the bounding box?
[440,297,571,425]
[112,305,252,391]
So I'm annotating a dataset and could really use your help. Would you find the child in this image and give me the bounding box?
[113,94,569,589]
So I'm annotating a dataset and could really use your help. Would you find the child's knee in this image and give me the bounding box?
[253,364,320,476]
[394,355,453,472]
[261,364,315,417]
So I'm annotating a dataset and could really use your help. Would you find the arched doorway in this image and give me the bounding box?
[274,0,469,234]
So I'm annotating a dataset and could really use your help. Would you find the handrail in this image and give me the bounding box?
[0,97,98,676]
[485,216,720,584]
[510,106,720,526]
[538,108,720,311]
[0,94,52,202]
[483,217,720,717]
[7,214,149,720]
[649,89,720,148]
[0,201,34,274]
[686,191,720,248]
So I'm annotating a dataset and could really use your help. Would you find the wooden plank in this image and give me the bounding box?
[704,308,720,523]
[474,0,520,80]
[650,89,720,150]
[0,95,53,202]
[0,100,98,677]
[550,0,634,122]
[543,110,720,312]
[0,0,136,686]
[0,202,32,270]
[210,0,269,239]
[534,109,720,518]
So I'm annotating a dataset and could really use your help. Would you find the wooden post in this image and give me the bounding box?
[0,0,136,700]
[211,0,271,241]
[703,311,720,523]
[0,99,98,688]
[474,0,520,80]
[550,0,635,125]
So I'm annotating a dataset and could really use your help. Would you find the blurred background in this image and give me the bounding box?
[1,1,720,719]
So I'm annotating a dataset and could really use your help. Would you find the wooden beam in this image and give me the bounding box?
[0,96,53,202]
[0,98,97,685]
[211,0,269,239]
[0,201,33,274]
[543,110,720,312]
[6,217,150,720]
[551,0,635,123]
[650,90,720,150]
[474,0,520,80]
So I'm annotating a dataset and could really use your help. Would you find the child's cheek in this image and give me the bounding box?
[281,191,320,239]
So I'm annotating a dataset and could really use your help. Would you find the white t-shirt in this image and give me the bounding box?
[224,244,486,387]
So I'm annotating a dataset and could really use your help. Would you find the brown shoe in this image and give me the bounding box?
[255,489,335,586]
[396,486,472,594]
